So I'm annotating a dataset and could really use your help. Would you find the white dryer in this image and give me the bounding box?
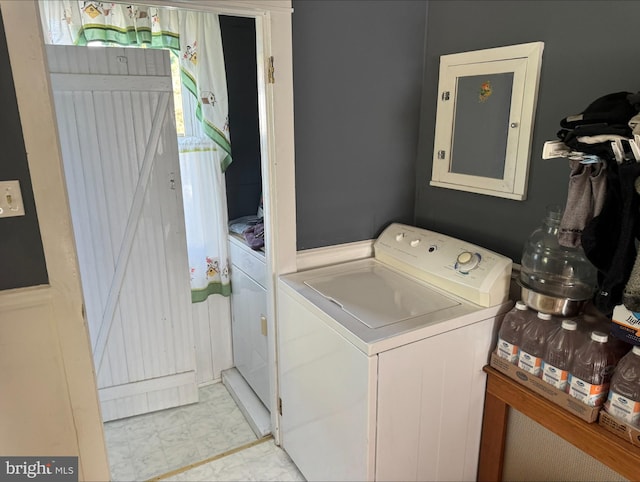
[277,223,512,481]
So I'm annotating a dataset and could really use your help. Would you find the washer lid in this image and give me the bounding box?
[304,264,460,329]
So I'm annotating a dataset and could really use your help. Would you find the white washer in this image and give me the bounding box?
[277,223,513,482]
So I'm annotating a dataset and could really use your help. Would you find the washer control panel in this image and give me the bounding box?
[373,223,512,306]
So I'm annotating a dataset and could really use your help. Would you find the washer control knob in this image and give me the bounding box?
[395,232,406,242]
[410,239,420,247]
[455,251,481,273]
[457,252,473,264]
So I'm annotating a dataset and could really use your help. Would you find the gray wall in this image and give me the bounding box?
[292,0,426,249]
[0,10,48,290]
[220,15,263,221]
[416,0,640,262]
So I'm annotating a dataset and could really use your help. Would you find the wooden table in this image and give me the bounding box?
[477,366,640,481]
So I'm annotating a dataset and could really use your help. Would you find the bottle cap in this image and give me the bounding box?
[591,331,608,343]
[545,205,564,223]
[561,320,577,331]
[515,301,528,310]
[537,312,552,320]
[632,346,640,356]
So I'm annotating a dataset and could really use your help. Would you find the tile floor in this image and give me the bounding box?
[103,382,304,481]
[161,438,305,482]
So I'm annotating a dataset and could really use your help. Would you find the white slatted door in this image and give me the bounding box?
[46,46,197,421]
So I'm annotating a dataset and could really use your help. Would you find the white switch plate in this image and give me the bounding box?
[0,180,26,218]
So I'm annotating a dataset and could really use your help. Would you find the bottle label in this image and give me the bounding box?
[541,362,569,391]
[496,338,519,364]
[607,390,640,425]
[568,375,609,406]
[518,350,542,376]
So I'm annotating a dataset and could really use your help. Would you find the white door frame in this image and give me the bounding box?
[0,2,109,479]
[1,3,294,478]
[145,0,297,443]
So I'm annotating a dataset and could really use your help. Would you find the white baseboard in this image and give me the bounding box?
[98,371,197,402]
[222,368,271,438]
[295,239,374,272]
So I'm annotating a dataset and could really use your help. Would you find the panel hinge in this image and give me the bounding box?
[441,91,450,101]
[437,150,446,160]
[278,397,283,416]
[267,56,275,84]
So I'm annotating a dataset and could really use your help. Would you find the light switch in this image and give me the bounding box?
[0,180,26,218]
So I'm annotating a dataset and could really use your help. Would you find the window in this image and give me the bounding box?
[170,52,185,136]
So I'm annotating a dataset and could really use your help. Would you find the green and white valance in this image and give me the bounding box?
[40,1,180,49]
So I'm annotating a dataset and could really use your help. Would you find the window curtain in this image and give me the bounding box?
[40,1,232,302]
[39,1,180,48]
[179,138,231,302]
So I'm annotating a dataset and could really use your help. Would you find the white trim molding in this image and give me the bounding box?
[0,1,109,479]
[296,240,375,272]
[431,42,544,201]
[152,0,293,15]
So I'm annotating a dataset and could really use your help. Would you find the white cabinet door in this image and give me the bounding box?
[431,42,543,200]
[231,266,269,407]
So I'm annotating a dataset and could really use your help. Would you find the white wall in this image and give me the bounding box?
[0,2,109,480]
[503,409,625,481]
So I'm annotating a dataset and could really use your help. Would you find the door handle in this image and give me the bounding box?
[260,315,267,336]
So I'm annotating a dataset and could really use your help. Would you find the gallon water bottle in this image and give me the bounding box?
[606,346,640,427]
[520,206,597,304]
[496,301,533,364]
[568,331,614,406]
[541,319,580,391]
[518,312,558,377]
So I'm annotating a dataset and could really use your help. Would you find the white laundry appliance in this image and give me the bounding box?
[277,223,513,481]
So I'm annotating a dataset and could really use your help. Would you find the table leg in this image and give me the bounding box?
[477,390,509,482]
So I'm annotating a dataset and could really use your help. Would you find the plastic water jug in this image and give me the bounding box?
[568,331,614,406]
[518,312,558,377]
[606,346,640,426]
[541,319,580,391]
[520,206,596,303]
[496,301,533,364]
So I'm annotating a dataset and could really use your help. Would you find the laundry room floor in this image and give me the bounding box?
[160,438,304,482]
[103,382,304,481]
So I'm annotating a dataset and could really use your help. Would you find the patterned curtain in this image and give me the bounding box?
[39,1,180,49]
[40,1,232,301]
[179,138,231,302]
